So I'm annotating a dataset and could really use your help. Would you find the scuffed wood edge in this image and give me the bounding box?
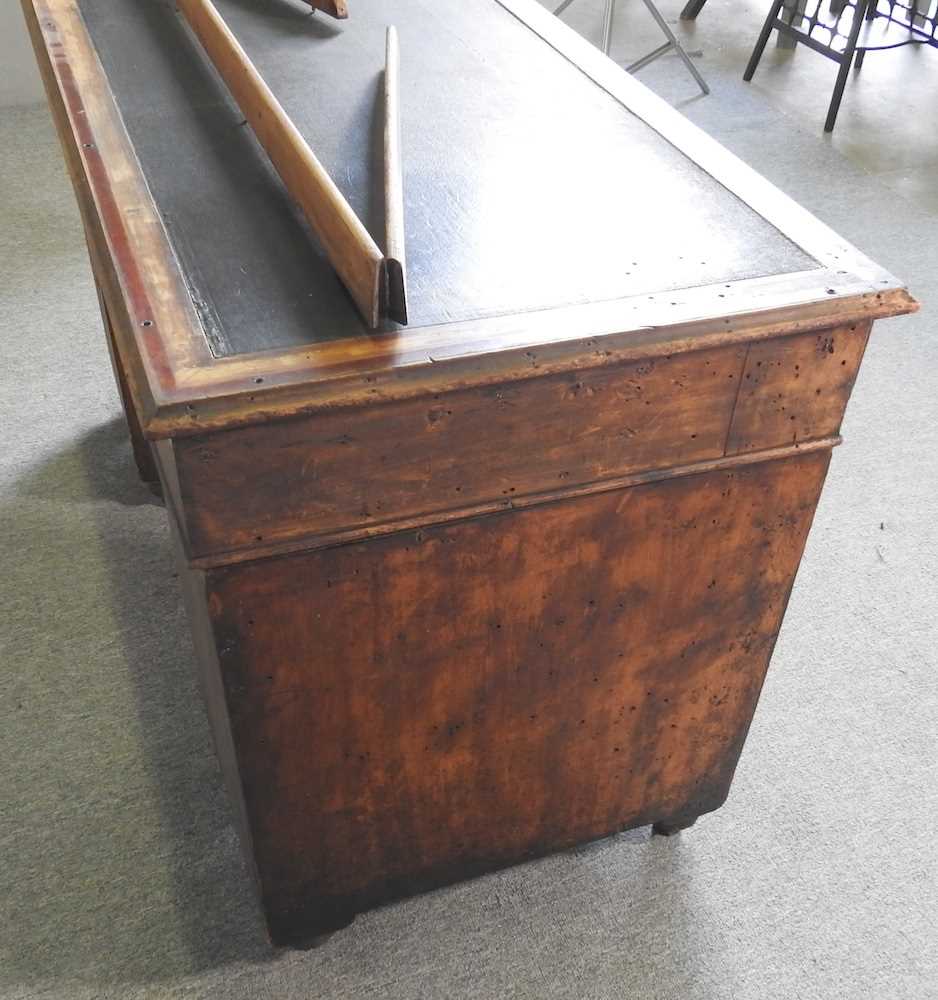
[155,287,915,436]
[22,0,212,424]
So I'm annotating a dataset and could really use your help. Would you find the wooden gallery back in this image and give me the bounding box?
[24,0,916,946]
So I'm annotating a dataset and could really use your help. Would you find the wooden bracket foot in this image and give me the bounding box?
[652,815,698,837]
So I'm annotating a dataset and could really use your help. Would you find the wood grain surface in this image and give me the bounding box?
[205,449,831,942]
[170,324,864,564]
[173,342,747,559]
[94,281,160,487]
[727,321,871,454]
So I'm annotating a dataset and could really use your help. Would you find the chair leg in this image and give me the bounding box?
[680,0,708,19]
[744,0,787,81]
[778,0,807,49]
[825,56,853,131]
[824,0,869,130]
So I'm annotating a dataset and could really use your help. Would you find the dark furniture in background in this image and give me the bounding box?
[683,0,938,130]
[747,0,938,130]
[24,0,916,947]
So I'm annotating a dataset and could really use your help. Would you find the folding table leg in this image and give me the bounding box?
[554,0,709,95]
[631,0,709,94]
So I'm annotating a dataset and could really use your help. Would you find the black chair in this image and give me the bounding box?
[744,0,938,131]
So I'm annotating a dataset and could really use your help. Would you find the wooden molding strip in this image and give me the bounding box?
[383,25,408,325]
[21,0,210,434]
[152,288,903,437]
[183,436,841,569]
[176,0,384,327]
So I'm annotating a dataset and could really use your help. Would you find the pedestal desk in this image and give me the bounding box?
[24,0,917,946]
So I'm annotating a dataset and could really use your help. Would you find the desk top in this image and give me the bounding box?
[24,0,915,435]
[80,0,811,356]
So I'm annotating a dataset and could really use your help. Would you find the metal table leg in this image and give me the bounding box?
[601,0,617,53]
[554,0,709,95]
[629,0,710,94]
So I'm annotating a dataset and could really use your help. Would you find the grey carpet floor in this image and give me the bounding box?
[1,5,936,998]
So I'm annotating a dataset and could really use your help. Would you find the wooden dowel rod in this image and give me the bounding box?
[177,0,383,327]
[383,25,408,325]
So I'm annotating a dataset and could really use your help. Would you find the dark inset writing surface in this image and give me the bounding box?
[77,0,815,358]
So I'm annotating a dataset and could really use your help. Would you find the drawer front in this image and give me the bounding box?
[172,323,868,561]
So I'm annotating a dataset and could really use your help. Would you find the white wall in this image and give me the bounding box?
[1,3,45,106]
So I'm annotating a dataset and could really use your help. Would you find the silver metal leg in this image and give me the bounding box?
[628,41,672,71]
[554,0,709,95]
[555,0,617,54]
[601,0,617,54]
[631,0,709,94]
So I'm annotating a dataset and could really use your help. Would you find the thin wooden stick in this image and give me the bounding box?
[383,25,408,325]
[304,1,348,18]
[177,0,383,327]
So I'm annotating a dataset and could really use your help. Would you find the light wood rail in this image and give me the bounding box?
[384,25,408,325]
[177,0,384,327]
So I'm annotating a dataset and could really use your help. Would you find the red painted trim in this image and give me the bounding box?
[40,7,178,391]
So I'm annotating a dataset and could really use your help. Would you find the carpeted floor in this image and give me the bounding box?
[1,3,936,998]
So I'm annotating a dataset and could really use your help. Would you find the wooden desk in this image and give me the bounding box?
[24,0,916,947]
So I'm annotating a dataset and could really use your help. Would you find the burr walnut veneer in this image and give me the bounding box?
[24,0,916,946]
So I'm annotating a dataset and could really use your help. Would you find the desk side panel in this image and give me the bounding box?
[168,524,263,909]
[203,448,831,943]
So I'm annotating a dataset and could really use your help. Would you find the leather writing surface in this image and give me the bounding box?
[79,0,815,357]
